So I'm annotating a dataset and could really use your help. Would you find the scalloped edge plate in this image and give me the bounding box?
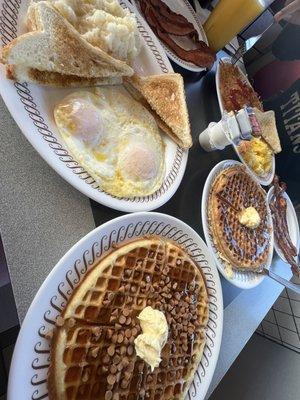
[215,57,275,186]
[0,0,188,212]
[8,212,223,400]
[201,159,274,289]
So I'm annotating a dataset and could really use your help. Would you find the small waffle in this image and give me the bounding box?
[48,238,209,400]
[208,165,271,271]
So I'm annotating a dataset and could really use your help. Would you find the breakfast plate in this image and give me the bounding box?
[8,211,223,400]
[202,159,274,289]
[0,0,188,212]
[267,187,300,263]
[132,0,210,72]
[216,57,250,115]
[216,58,275,186]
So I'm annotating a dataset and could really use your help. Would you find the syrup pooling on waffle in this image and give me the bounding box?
[48,238,209,400]
[208,166,271,271]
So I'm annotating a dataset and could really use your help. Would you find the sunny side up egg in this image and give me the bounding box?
[54,87,165,198]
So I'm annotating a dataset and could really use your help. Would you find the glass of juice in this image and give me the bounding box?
[203,0,274,52]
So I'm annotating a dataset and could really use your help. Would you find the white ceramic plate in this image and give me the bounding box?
[8,211,223,400]
[215,58,275,186]
[132,0,209,72]
[0,0,188,212]
[201,160,274,289]
[267,187,300,263]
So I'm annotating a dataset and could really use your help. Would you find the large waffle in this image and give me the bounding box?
[208,165,271,271]
[48,238,209,400]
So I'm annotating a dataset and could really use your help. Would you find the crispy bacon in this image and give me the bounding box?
[149,0,191,26]
[140,1,215,69]
[151,10,197,37]
[270,176,299,275]
[157,27,215,68]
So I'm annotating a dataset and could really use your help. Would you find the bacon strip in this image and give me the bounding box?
[270,176,299,275]
[139,0,192,35]
[155,26,215,68]
[149,0,191,26]
[140,1,215,69]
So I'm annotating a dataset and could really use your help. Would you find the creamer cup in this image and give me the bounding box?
[199,121,231,151]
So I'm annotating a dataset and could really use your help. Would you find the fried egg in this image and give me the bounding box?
[54,88,165,198]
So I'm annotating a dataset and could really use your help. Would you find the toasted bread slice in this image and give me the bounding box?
[6,64,122,87]
[254,108,282,154]
[1,1,133,79]
[124,74,192,149]
[123,76,181,146]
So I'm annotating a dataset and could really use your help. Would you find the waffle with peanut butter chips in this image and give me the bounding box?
[48,237,209,400]
[208,165,271,271]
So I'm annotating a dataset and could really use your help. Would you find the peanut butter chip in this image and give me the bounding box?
[105,391,113,400]
[124,371,131,380]
[110,365,117,374]
[113,355,121,365]
[132,327,138,336]
[112,333,118,344]
[123,308,130,317]
[117,333,124,343]
[125,329,131,338]
[122,357,129,367]
[107,345,115,357]
[117,363,123,372]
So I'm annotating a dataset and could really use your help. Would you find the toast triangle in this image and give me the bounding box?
[124,73,192,148]
[1,1,133,79]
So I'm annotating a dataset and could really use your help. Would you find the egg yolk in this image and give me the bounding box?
[61,98,104,147]
[120,144,159,181]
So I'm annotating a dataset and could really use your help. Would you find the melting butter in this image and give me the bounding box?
[238,207,261,229]
[134,306,168,371]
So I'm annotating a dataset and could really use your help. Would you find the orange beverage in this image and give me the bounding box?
[204,0,268,52]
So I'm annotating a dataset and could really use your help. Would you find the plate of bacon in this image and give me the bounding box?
[267,177,300,274]
[132,0,216,72]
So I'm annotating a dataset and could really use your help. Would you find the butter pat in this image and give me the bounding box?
[134,306,168,371]
[239,207,261,229]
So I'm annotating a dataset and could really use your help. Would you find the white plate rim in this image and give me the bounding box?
[0,0,188,213]
[8,211,223,400]
[201,159,274,289]
[267,186,300,263]
[215,57,275,186]
[131,0,209,72]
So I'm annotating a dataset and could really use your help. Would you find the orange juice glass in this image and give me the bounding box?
[203,0,273,52]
